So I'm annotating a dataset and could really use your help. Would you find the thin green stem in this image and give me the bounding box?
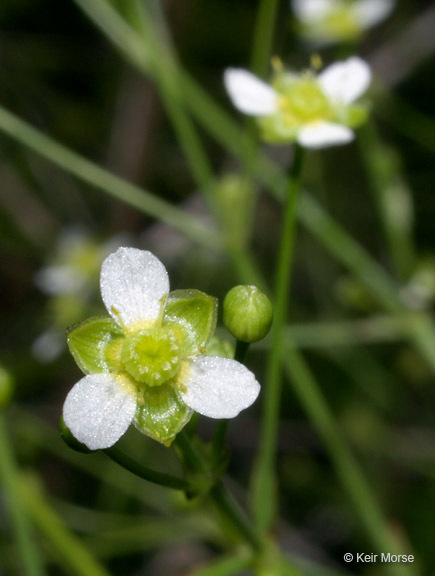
[189,554,252,576]
[174,431,263,553]
[103,446,190,491]
[16,476,111,576]
[0,416,44,576]
[0,105,221,250]
[211,340,251,467]
[209,482,263,553]
[234,339,250,363]
[252,145,305,533]
[130,0,214,195]
[358,121,416,281]
[282,346,415,576]
[252,314,413,350]
[250,0,280,76]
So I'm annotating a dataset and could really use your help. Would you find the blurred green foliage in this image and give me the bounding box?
[0,1,435,575]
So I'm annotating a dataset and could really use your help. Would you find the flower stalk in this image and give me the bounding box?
[104,446,191,491]
[175,431,263,553]
[252,144,305,533]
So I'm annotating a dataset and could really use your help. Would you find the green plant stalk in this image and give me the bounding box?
[252,314,412,350]
[251,0,280,76]
[375,86,435,155]
[358,121,416,281]
[252,145,305,534]
[175,431,263,553]
[128,0,264,289]
[0,416,44,576]
[129,0,213,196]
[211,339,251,465]
[0,105,220,250]
[189,554,252,576]
[104,446,191,491]
[15,476,111,576]
[283,345,415,576]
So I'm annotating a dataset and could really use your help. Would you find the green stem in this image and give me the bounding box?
[252,314,413,350]
[282,346,414,576]
[16,476,110,576]
[211,340,251,467]
[250,0,280,76]
[175,431,263,553]
[234,339,250,363]
[0,416,44,576]
[188,554,252,576]
[103,446,190,491]
[0,105,221,250]
[358,121,416,281]
[252,145,305,533]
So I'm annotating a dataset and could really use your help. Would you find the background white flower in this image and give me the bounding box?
[224,57,371,149]
[63,248,260,450]
[292,0,395,42]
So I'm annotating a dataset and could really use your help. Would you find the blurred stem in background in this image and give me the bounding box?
[358,121,416,282]
[251,0,280,76]
[0,416,44,576]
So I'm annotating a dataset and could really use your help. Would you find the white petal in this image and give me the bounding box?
[292,0,336,22]
[318,57,371,105]
[100,248,169,329]
[179,356,260,419]
[352,0,395,28]
[63,374,137,450]
[224,68,278,116]
[298,121,354,148]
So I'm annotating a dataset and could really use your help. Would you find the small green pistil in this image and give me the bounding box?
[122,327,182,387]
[279,79,331,123]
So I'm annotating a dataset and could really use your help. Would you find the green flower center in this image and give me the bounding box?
[279,79,332,124]
[324,8,359,38]
[122,327,183,387]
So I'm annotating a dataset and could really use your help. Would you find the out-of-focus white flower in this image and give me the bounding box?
[292,0,395,43]
[33,230,129,363]
[63,248,260,449]
[224,57,371,149]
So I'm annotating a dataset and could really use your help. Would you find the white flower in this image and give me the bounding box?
[292,0,395,42]
[63,248,260,450]
[224,57,371,149]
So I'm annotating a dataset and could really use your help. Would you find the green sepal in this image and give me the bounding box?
[337,104,369,128]
[67,316,124,375]
[134,383,193,446]
[163,290,218,357]
[205,335,234,359]
[258,114,299,145]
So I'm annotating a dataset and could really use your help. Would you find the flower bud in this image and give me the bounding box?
[0,366,14,409]
[59,416,91,453]
[223,285,273,343]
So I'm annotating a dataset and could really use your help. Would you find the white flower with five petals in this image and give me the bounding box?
[224,57,371,149]
[63,248,260,450]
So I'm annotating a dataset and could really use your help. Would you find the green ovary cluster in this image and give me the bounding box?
[121,327,183,387]
[278,79,332,125]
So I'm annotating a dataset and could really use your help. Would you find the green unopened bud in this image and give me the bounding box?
[0,366,14,409]
[223,285,273,343]
[59,416,91,453]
